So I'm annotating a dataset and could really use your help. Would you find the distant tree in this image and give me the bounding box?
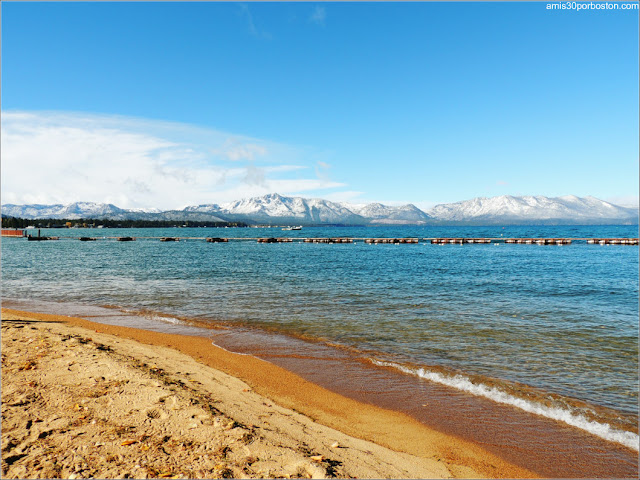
[1,216,248,229]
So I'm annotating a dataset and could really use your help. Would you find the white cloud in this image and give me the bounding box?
[315,160,332,182]
[211,139,268,161]
[309,6,326,26]
[0,111,347,209]
[604,195,639,209]
[323,190,366,203]
[243,163,266,186]
[270,178,345,193]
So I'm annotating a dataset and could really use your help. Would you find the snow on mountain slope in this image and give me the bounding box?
[2,204,66,219]
[2,202,127,220]
[2,202,180,220]
[221,193,306,217]
[59,202,128,218]
[214,193,429,224]
[182,204,223,214]
[427,195,638,223]
[3,194,637,225]
[348,202,432,224]
[128,207,163,214]
[218,193,365,223]
[302,197,364,223]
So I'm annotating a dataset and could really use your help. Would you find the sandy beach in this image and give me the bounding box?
[0,308,538,479]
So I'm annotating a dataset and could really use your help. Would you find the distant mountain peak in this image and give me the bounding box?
[427,194,638,224]
[2,193,637,225]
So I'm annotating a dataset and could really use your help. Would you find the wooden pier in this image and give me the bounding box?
[1,229,24,237]
[22,229,59,241]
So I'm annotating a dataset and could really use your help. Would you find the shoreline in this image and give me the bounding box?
[2,302,638,478]
[1,307,536,479]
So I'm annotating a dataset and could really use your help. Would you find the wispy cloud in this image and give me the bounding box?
[604,195,639,208]
[1,111,345,209]
[211,138,268,161]
[243,163,266,187]
[315,161,332,182]
[239,4,272,39]
[323,190,366,203]
[309,6,326,26]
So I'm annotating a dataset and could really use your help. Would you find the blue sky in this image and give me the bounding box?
[2,2,638,210]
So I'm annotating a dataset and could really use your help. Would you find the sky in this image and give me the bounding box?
[2,1,638,210]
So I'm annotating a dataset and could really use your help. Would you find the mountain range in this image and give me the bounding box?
[2,193,638,225]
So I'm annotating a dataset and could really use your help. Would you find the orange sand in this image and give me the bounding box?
[1,308,537,478]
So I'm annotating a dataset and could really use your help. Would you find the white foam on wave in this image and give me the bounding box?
[371,359,639,451]
[146,314,183,325]
[210,341,252,356]
[122,308,184,326]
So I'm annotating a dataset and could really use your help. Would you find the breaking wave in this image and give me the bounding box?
[371,359,639,451]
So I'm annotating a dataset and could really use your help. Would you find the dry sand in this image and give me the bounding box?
[1,308,537,479]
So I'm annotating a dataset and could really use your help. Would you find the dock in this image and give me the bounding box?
[1,229,24,237]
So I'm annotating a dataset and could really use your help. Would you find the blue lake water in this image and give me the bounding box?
[2,224,638,450]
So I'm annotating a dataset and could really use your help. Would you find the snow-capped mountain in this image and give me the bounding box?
[1,202,229,222]
[182,204,223,214]
[188,193,429,224]
[1,202,128,220]
[219,193,366,224]
[127,207,163,214]
[427,195,638,225]
[347,202,432,225]
[2,194,637,225]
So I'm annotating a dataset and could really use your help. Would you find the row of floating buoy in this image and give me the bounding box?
[504,238,572,245]
[587,238,639,245]
[305,238,329,243]
[431,238,492,244]
[19,236,640,245]
[257,237,283,243]
[365,238,419,244]
[305,237,354,243]
[80,236,136,241]
[205,237,228,243]
[26,235,60,241]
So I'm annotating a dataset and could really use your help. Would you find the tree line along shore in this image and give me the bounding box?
[0,216,249,229]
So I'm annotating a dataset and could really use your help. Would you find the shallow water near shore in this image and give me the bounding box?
[2,225,638,470]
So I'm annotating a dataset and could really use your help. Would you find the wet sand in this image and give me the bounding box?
[212,327,639,478]
[1,308,535,479]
